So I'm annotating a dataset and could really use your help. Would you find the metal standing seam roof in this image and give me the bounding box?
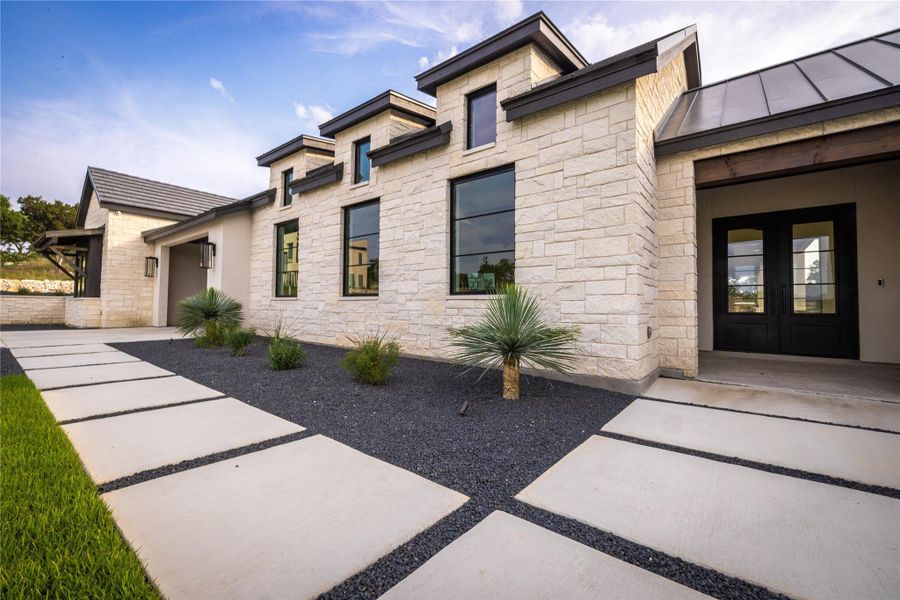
[656,29,900,154]
[85,167,237,219]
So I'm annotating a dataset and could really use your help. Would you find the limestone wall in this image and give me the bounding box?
[0,295,66,325]
[247,44,691,391]
[65,297,102,328]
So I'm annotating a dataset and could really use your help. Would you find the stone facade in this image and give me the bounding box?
[246,44,692,392]
[65,297,102,328]
[0,295,66,325]
[0,279,73,295]
[655,107,900,377]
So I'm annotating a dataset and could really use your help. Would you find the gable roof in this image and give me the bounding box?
[256,134,335,167]
[142,188,276,242]
[655,29,900,155]
[502,25,700,121]
[76,167,237,225]
[415,12,588,96]
[318,90,436,138]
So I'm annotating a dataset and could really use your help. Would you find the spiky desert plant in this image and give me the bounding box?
[448,284,580,400]
[175,288,243,347]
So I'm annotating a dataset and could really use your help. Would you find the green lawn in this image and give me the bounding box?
[0,375,160,598]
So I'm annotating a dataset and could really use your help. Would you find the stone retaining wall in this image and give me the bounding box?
[65,297,102,328]
[0,278,73,295]
[0,295,67,325]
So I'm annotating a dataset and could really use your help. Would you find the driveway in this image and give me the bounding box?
[4,327,898,599]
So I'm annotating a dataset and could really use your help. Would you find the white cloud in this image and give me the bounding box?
[418,55,430,69]
[494,0,523,25]
[293,102,334,133]
[416,46,460,71]
[209,77,234,102]
[564,2,899,84]
[0,79,267,203]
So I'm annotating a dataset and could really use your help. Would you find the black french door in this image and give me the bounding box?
[713,204,858,359]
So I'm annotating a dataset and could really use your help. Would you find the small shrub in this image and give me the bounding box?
[16,286,31,295]
[225,327,256,357]
[267,336,306,370]
[340,332,401,385]
[175,288,243,348]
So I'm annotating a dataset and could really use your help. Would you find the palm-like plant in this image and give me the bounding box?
[175,288,243,346]
[448,284,580,400]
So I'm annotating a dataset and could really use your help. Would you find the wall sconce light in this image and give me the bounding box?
[144,256,158,277]
[200,242,216,269]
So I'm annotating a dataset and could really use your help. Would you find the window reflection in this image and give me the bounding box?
[275,221,299,297]
[792,221,836,313]
[726,228,764,313]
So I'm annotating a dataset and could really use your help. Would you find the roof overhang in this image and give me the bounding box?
[256,134,335,167]
[415,12,588,96]
[655,86,900,156]
[318,91,436,139]
[33,227,104,251]
[501,25,699,122]
[142,189,276,242]
[288,162,344,194]
[368,121,453,167]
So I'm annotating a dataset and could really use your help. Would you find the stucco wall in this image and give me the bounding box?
[1,295,66,325]
[247,44,690,391]
[656,107,900,375]
[697,159,900,364]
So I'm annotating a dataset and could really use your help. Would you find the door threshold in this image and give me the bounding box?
[704,350,883,367]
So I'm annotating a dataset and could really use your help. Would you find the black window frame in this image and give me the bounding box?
[274,219,299,298]
[343,198,380,297]
[466,84,497,150]
[353,136,371,184]
[449,164,515,295]
[282,168,294,207]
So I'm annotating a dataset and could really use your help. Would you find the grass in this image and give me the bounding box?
[0,257,70,281]
[0,375,160,599]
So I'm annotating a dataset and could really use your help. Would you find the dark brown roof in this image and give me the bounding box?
[256,134,335,167]
[415,12,588,96]
[318,91,436,138]
[502,25,700,121]
[655,29,900,155]
[76,167,237,225]
[142,189,276,242]
[368,121,453,167]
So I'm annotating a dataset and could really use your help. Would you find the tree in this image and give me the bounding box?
[18,196,77,243]
[0,195,29,256]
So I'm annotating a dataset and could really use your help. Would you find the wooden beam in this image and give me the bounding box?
[40,252,75,280]
[694,121,900,189]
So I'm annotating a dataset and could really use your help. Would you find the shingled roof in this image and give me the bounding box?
[76,166,237,225]
[655,29,900,155]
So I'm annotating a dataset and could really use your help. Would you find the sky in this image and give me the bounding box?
[1,1,898,206]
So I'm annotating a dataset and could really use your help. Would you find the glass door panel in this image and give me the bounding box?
[790,221,836,314]
[726,228,765,313]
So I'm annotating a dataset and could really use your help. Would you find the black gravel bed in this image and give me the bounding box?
[1,347,23,376]
[0,323,78,330]
[600,431,900,498]
[113,339,788,600]
[98,431,313,493]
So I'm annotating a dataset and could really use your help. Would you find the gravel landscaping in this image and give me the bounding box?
[1,347,23,376]
[114,337,789,600]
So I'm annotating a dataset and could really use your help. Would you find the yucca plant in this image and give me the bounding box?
[448,284,580,400]
[175,288,243,347]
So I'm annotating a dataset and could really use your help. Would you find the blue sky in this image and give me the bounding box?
[2,1,897,205]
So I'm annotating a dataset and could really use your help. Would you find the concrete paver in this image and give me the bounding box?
[26,361,172,390]
[42,375,223,422]
[17,350,140,370]
[645,377,900,432]
[381,511,709,600]
[10,343,118,358]
[0,327,183,348]
[102,435,468,600]
[604,399,900,488]
[63,398,304,483]
[517,436,900,600]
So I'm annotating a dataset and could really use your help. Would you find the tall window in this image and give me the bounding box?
[354,137,371,184]
[466,84,497,149]
[275,221,299,297]
[451,165,514,294]
[344,200,379,296]
[282,168,294,207]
